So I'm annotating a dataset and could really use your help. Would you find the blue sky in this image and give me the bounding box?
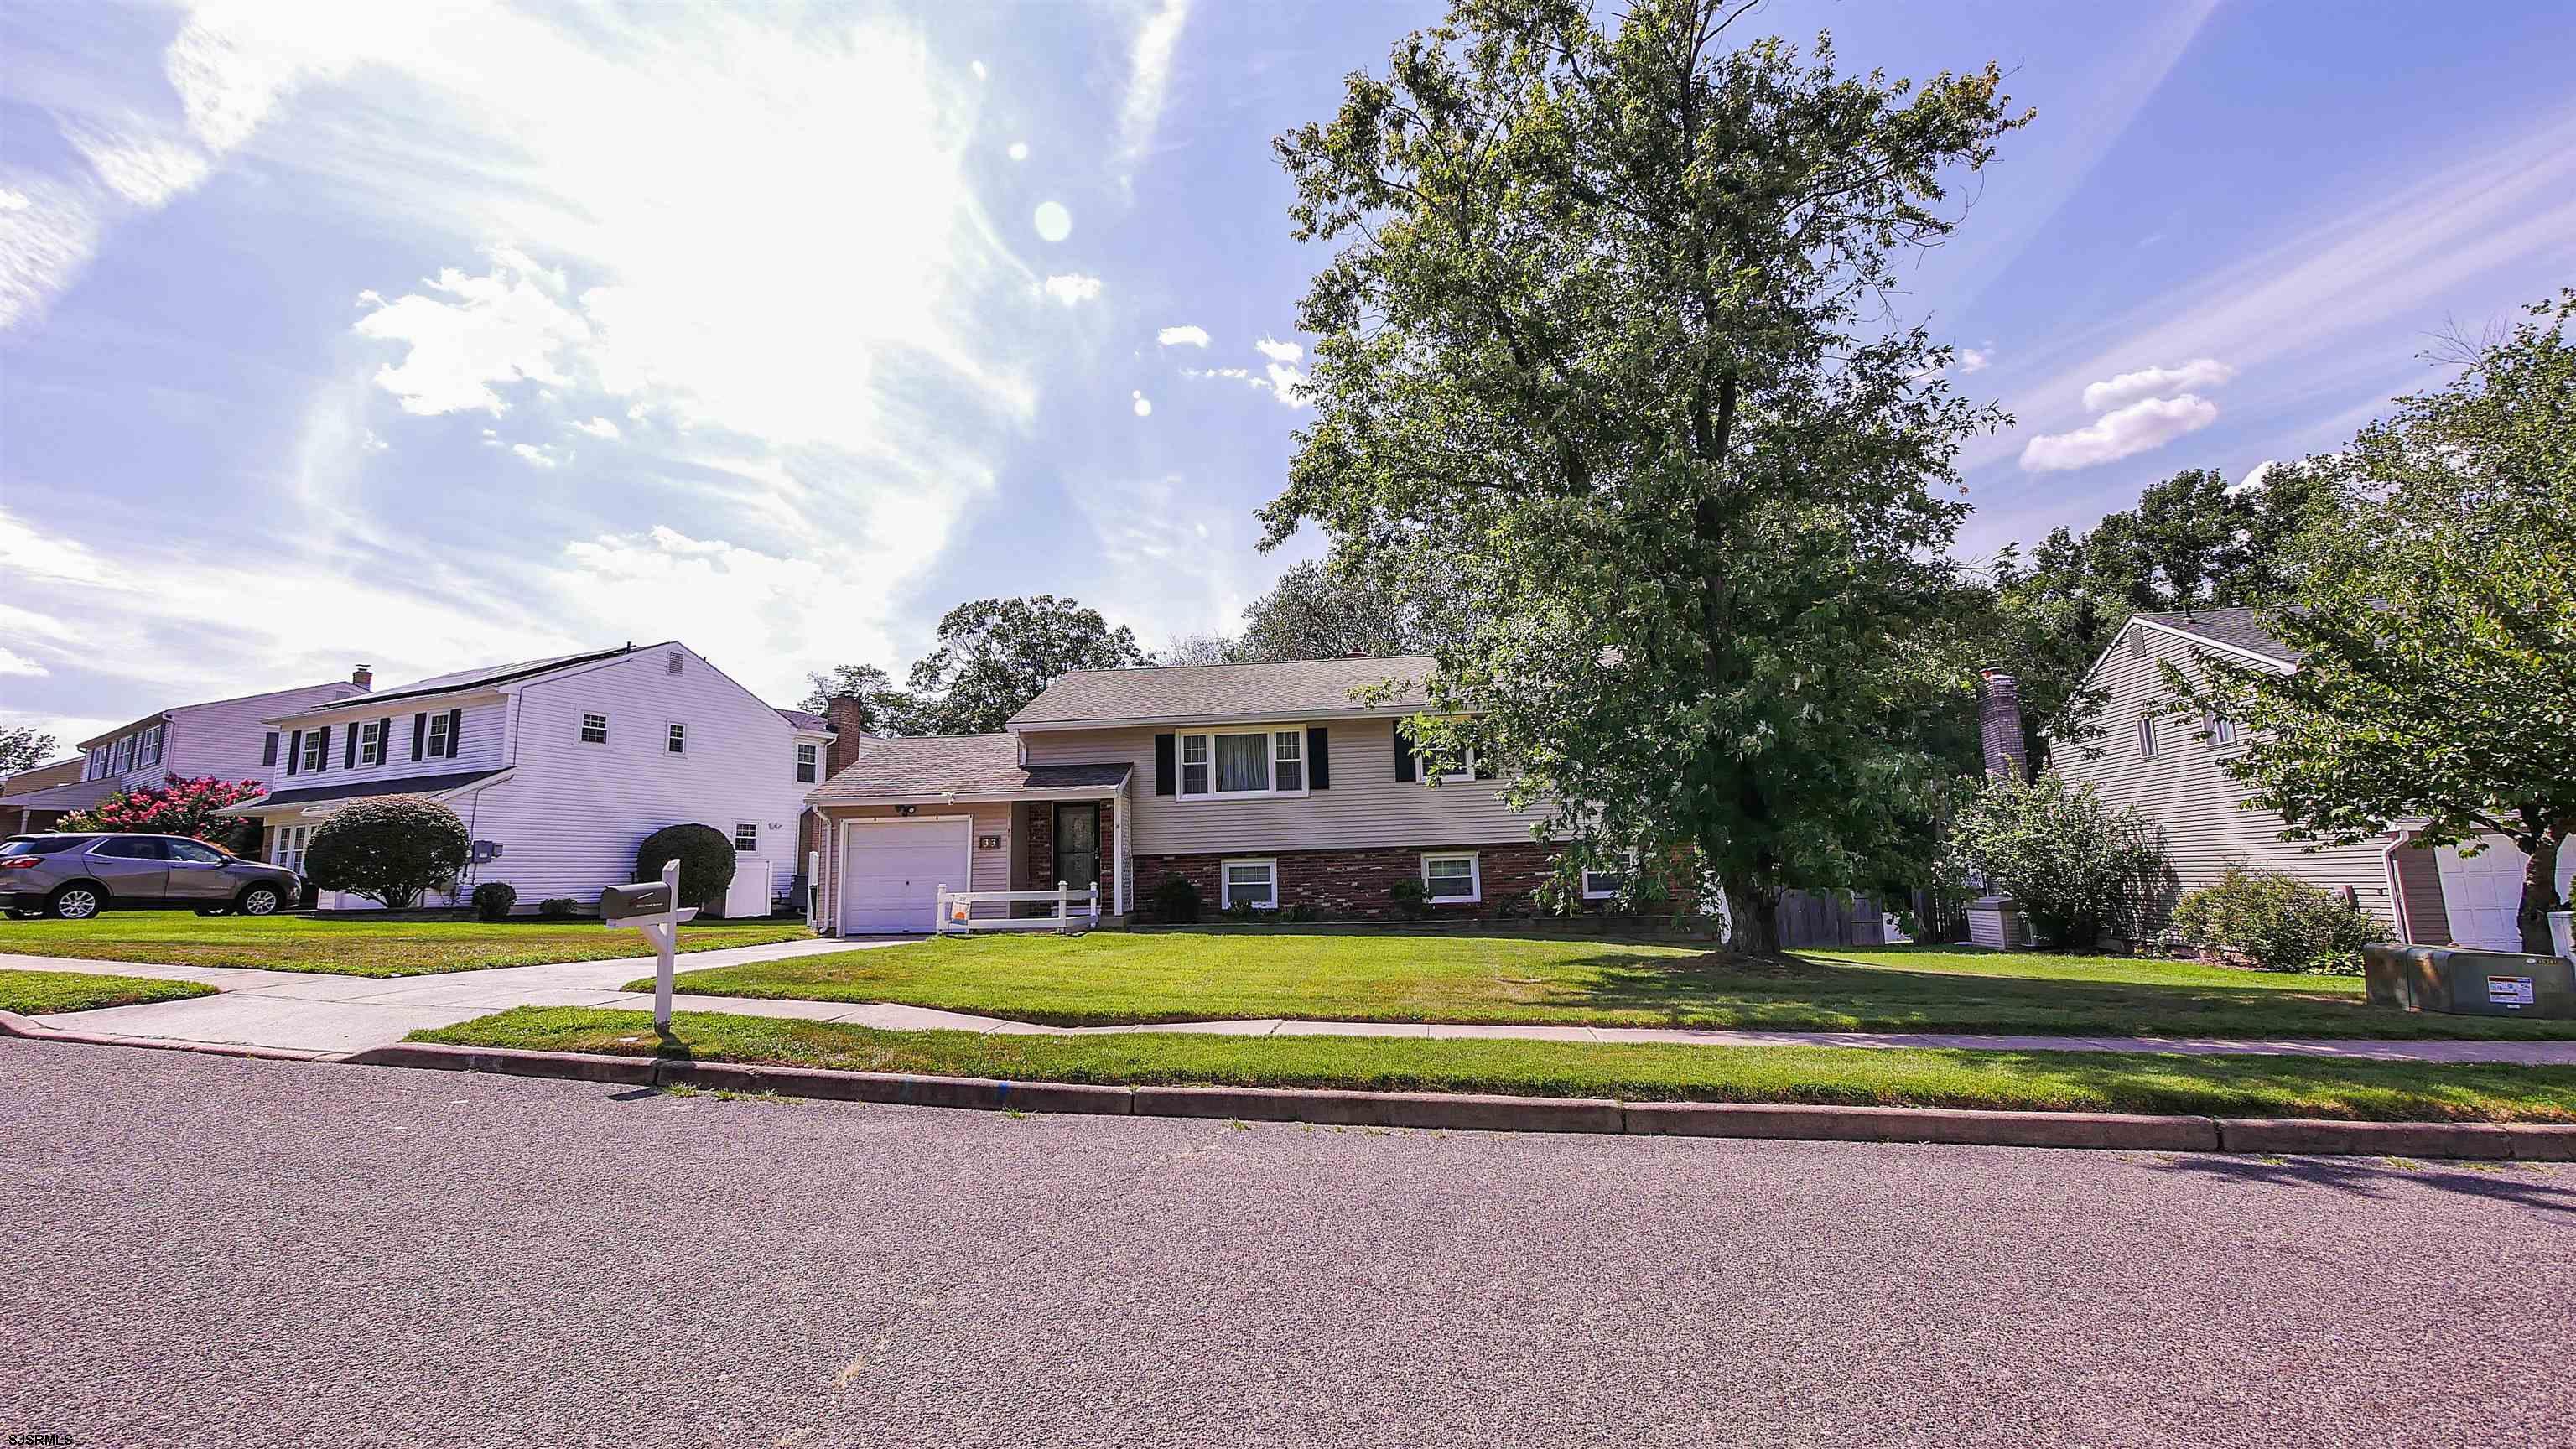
[3,0,2571,756]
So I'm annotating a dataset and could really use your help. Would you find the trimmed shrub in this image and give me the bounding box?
[2171,869,2378,974]
[1942,771,2172,948]
[470,881,518,921]
[1149,875,1201,924]
[304,797,470,910]
[538,897,579,920]
[1280,902,1321,924]
[1388,876,1430,920]
[636,824,736,914]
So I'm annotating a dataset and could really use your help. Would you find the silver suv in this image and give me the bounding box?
[0,833,302,920]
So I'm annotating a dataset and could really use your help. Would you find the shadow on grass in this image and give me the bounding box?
[2149,1154,2576,1214]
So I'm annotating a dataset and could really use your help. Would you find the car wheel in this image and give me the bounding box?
[47,885,105,921]
[236,885,283,917]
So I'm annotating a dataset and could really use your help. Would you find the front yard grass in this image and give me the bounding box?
[414,1006,2576,1124]
[0,914,813,978]
[647,932,2576,1040]
[0,969,216,1015]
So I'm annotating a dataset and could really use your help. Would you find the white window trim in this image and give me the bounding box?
[300,731,328,772]
[1422,851,1482,904]
[795,742,818,783]
[579,712,610,746]
[733,822,760,853]
[665,721,688,756]
[1581,850,1638,901]
[1433,746,1480,785]
[2136,711,2158,761]
[1219,856,1280,911]
[2204,711,2241,750]
[1176,725,1311,801]
[358,719,386,766]
[426,713,455,759]
[138,724,164,768]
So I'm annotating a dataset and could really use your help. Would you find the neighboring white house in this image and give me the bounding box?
[2,673,375,832]
[2049,608,2575,951]
[223,643,832,913]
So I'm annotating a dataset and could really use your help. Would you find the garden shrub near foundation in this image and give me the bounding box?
[304,797,470,910]
[2172,869,2378,974]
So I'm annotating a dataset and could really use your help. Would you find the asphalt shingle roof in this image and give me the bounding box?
[774,708,830,732]
[273,646,653,720]
[808,735,1130,802]
[2133,608,2302,665]
[1009,655,1437,729]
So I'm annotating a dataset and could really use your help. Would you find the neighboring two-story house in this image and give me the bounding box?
[0,755,88,836]
[806,656,1585,935]
[0,674,374,834]
[2047,608,2573,950]
[221,643,832,913]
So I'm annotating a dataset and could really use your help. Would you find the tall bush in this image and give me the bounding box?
[2171,870,2377,974]
[304,797,470,909]
[61,774,267,850]
[636,823,736,912]
[1943,771,2170,948]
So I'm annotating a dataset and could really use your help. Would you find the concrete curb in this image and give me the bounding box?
[317,1036,2576,1160]
[0,1010,339,1064]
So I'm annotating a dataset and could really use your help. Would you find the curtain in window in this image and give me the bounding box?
[1214,732,1269,792]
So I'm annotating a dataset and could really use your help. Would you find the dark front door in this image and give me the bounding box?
[1052,803,1100,891]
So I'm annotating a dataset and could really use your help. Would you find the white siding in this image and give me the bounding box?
[1021,720,1545,855]
[259,696,510,792]
[85,681,364,793]
[2049,622,2406,932]
[463,645,813,907]
[813,801,1014,929]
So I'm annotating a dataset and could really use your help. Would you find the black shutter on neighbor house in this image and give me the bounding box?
[1306,726,1331,789]
[412,713,427,761]
[444,709,463,758]
[1152,733,1176,795]
[312,724,330,772]
[344,725,358,770]
[378,718,392,766]
[285,730,302,776]
[1393,724,1416,782]
[262,733,278,767]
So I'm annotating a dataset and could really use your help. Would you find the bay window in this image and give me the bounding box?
[1177,726,1310,799]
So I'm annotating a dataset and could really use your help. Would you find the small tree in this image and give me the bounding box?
[1942,772,2171,948]
[304,797,470,909]
[636,823,736,912]
[0,725,55,775]
[2170,291,2576,953]
[61,775,267,851]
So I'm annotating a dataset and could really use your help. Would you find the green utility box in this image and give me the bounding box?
[2365,943,2576,1019]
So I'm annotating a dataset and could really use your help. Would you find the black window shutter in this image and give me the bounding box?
[343,725,358,769]
[262,732,278,766]
[444,709,463,757]
[1393,724,1416,782]
[1306,726,1331,790]
[313,724,330,772]
[378,717,392,763]
[412,713,427,761]
[285,730,302,776]
[1152,733,1176,795]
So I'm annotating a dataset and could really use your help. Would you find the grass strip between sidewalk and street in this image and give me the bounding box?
[645,932,2576,1040]
[413,1006,2576,1124]
[0,969,217,1015]
[0,915,813,977]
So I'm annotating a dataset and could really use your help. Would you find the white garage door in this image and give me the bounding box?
[839,818,969,935]
[2438,838,2528,950]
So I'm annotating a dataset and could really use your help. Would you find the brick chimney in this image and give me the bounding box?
[823,693,871,776]
[351,664,374,690]
[1976,670,2028,781]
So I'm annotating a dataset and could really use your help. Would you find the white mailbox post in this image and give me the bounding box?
[600,858,699,1031]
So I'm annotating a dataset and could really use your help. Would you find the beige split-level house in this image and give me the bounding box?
[2049,608,2573,951]
[806,656,1624,935]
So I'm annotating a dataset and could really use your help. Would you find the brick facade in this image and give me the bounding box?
[1135,841,1562,920]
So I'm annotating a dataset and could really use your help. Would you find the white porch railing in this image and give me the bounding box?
[935,881,1100,935]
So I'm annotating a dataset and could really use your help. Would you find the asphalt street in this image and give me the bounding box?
[4,1036,2572,1449]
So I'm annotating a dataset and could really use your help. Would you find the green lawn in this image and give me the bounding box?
[0,914,813,978]
[0,968,216,1015]
[647,931,2575,1040]
[416,1006,2576,1124]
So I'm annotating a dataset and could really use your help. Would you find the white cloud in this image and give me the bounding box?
[60,119,211,208]
[511,442,562,468]
[2233,459,2281,494]
[1042,273,1103,305]
[0,189,27,212]
[1117,0,1191,171]
[2019,394,2220,472]
[1955,347,1991,375]
[1253,335,1302,363]
[2081,357,2235,412]
[1131,390,1152,417]
[970,60,987,81]
[0,646,47,678]
[570,416,620,439]
[1156,324,1209,347]
[0,174,100,330]
[1006,142,1028,162]
[354,258,589,414]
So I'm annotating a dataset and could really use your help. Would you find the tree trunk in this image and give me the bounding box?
[1722,874,1781,956]
[2518,824,2568,956]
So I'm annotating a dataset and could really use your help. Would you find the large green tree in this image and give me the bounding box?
[796,662,927,736]
[0,726,55,775]
[1263,0,2026,952]
[2170,291,2576,953]
[905,595,1148,735]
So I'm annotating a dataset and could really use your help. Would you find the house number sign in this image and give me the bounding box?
[977,834,1004,850]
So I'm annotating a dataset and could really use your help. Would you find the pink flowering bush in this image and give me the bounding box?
[61,775,267,852]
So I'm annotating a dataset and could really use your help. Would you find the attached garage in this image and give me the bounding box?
[2436,835,2576,951]
[837,817,971,935]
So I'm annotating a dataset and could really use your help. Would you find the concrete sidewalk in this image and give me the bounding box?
[8,948,2576,1064]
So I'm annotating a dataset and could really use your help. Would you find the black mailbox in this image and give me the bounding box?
[600,880,674,923]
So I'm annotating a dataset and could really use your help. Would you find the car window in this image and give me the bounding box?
[165,839,226,865]
[0,837,94,856]
[92,837,170,860]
